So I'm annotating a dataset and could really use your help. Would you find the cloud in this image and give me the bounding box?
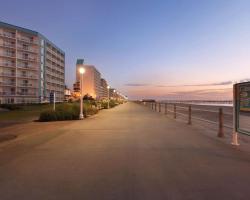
[180,81,233,87]
[157,88,233,100]
[239,78,250,83]
[125,81,233,87]
[124,83,150,87]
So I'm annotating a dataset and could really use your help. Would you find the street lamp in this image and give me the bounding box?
[107,85,110,109]
[113,90,116,100]
[79,67,85,119]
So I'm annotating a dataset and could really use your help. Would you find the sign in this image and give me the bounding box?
[234,82,250,135]
[49,92,55,104]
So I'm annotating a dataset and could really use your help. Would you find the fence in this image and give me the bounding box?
[142,102,233,138]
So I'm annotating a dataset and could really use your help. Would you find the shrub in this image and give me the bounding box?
[99,100,121,109]
[39,103,98,122]
[101,101,108,109]
[39,110,57,121]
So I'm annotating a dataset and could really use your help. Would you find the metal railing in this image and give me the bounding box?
[142,102,233,138]
[0,32,16,39]
[0,43,15,48]
[0,72,15,77]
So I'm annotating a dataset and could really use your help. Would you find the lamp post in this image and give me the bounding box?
[79,67,85,119]
[107,85,110,109]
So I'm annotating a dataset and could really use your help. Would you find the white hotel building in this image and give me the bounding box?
[0,21,65,104]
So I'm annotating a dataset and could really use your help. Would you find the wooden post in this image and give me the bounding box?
[165,103,167,115]
[218,108,224,137]
[159,103,161,112]
[155,103,157,111]
[188,105,192,125]
[174,104,176,119]
[151,103,153,110]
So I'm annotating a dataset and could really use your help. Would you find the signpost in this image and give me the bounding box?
[50,92,56,111]
[232,82,250,145]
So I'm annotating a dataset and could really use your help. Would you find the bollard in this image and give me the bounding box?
[218,108,224,137]
[165,103,167,115]
[188,105,192,125]
[159,103,161,112]
[174,104,176,119]
[155,103,157,111]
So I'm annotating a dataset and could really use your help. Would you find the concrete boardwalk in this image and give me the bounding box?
[1,102,250,200]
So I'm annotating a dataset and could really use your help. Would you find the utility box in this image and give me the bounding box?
[234,82,250,135]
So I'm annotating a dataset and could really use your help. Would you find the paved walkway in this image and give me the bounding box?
[1,102,250,200]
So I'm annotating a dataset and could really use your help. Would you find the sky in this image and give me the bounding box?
[1,0,250,100]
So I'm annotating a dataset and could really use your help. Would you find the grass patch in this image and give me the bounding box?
[0,104,53,122]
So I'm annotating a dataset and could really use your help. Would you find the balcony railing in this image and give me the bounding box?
[0,82,16,86]
[0,53,15,58]
[0,62,16,68]
[18,83,33,87]
[0,32,16,39]
[17,56,37,62]
[17,83,37,88]
[16,92,36,96]
[17,46,38,53]
[0,91,16,96]
[18,74,38,79]
[17,37,38,45]
[0,72,16,77]
[0,43,15,48]
[17,65,38,70]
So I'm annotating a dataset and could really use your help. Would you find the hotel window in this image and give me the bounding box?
[23,44,28,50]
[23,53,28,59]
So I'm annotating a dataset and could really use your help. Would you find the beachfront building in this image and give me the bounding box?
[100,78,108,99]
[0,21,65,104]
[64,86,72,102]
[74,59,101,99]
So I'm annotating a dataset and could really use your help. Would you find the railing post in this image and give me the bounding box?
[159,103,161,112]
[188,105,192,125]
[165,103,167,115]
[174,104,176,119]
[218,108,224,137]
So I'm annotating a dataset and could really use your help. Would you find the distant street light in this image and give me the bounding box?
[107,85,110,109]
[113,90,116,100]
[79,67,85,119]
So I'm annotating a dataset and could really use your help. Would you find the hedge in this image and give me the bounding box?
[39,103,98,122]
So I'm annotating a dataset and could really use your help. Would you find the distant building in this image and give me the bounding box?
[64,86,71,102]
[109,88,116,99]
[0,21,65,104]
[74,59,101,99]
[73,81,80,93]
[100,78,108,99]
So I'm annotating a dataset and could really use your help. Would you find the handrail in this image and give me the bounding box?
[141,102,234,137]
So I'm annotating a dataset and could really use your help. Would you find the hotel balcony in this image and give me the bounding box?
[17,64,38,71]
[0,32,16,39]
[17,74,38,79]
[0,91,16,96]
[17,56,37,62]
[0,72,16,77]
[16,92,36,96]
[17,37,38,45]
[0,52,16,58]
[17,83,37,88]
[0,81,16,87]
[0,62,16,68]
[17,46,38,54]
[0,42,15,49]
